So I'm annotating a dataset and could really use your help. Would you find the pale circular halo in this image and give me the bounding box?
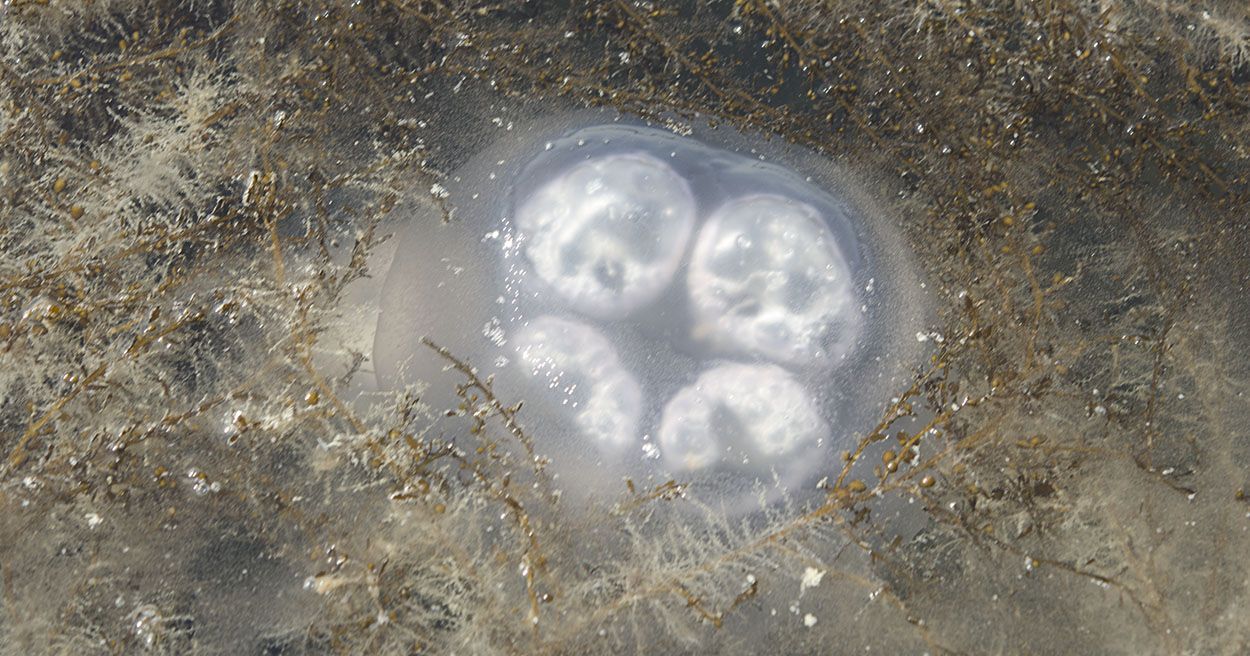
[511,315,642,453]
[514,152,696,319]
[657,363,827,473]
[687,194,858,365]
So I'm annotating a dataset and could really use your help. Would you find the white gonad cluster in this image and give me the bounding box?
[504,126,864,486]
[514,153,696,320]
[658,363,826,473]
[511,315,643,455]
[688,194,856,365]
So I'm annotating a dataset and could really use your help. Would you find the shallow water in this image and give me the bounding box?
[1,2,1248,654]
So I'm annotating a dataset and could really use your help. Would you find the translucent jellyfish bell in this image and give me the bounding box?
[373,114,928,515]
[688,194,858,365]
[658,363,827,474]
[513,152,696,319]
[510,315,642,455]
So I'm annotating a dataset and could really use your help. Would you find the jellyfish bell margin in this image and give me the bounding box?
[371,111,930,515]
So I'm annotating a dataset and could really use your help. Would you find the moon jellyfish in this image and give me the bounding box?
[373,112,926,514]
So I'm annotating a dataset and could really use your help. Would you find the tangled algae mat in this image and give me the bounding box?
[2,1,1249,654]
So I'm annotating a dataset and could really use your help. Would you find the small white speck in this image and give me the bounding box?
[803,613,818,627]
[800,567,825,593]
